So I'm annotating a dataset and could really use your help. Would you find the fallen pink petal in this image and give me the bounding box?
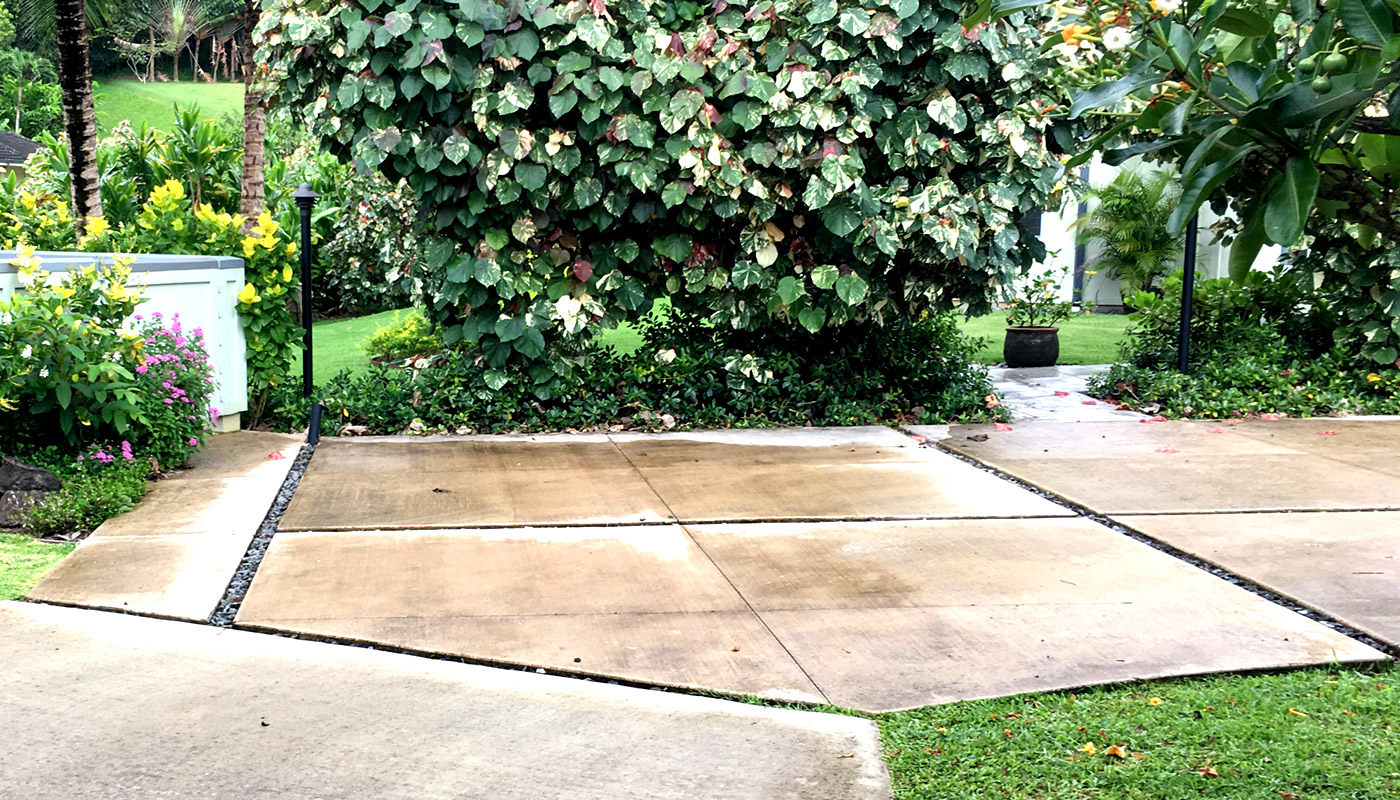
[1054,390,1070,397]
[1317,430,1339,436]
[1155,447,1179,454]
[1081,400,1097,406]
[993,423,1013,432]
[1208,428,1226,434]
[267,452,286,460]
[1261,413,1281,421]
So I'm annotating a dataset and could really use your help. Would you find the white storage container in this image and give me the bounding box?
[0,251,248,431]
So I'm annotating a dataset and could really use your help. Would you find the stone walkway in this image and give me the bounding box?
[989,365,1143,422]
[0,602,887,800]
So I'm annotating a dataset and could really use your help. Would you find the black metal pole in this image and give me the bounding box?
[292,183,321,444]
[1177,213,1199,374]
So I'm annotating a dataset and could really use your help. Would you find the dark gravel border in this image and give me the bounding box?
[209,443,316,627]
[901,427,1397,660]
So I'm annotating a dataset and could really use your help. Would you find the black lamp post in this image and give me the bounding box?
[1177,213,1199,375]
[292,183,323,444]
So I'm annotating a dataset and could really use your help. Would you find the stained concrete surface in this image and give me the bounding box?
[25,431,299,620]
[988,365,1145,422]
[0,602,889,800]
[1116,512,1400,647]
[236,518,1383,712]
[943,420,1400,514]
[282,430,1071,530]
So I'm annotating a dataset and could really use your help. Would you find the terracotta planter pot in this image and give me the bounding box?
[1003,327,1060,368]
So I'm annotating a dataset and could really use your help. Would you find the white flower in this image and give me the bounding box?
[1152,0,1181,13]
[1103,27,1132,52]
[1054,42,1082,61]
[38,367,48,378]
[20,345,32,359]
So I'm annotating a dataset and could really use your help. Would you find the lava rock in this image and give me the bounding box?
[0,458,61,527]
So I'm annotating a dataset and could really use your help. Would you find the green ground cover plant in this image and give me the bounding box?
[1090,271,1400,418]
[881,663,1399,799]
[0,533,73,600]
[266,310,1007,435]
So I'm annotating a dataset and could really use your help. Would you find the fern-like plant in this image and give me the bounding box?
[1074,169,1183,299]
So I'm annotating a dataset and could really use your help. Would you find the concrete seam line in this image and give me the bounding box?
[209,442,317,627]
[604,437,836,705]
[896,427,1398,660]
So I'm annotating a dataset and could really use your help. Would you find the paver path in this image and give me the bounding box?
[948,418,1400,648]
[0,602,888,800]
[238,428,1381,712]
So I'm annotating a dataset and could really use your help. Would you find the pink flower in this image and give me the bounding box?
[136,365,148,374]
[188,437,198,446]
[164,398,174,404]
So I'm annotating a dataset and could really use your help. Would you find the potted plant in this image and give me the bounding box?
[1003,267,1073,368]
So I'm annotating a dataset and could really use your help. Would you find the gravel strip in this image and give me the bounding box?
[210,443,316,627]
[899,427,1397,660]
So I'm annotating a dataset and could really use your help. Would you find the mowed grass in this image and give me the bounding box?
[311,304,662,385]
[880,664,1399,800]
[311,309,405,385]
[960,312,1131,366]
[0,534,72,600]
[94,79,244,133]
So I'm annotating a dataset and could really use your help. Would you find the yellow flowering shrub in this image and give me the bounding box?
[5,180,304,422]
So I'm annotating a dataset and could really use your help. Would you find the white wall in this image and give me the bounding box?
[1034,155,1281,307]
[0,251,248,430]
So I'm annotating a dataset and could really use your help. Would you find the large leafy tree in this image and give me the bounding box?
[978,0,1400,364]
[259,0,1060,384]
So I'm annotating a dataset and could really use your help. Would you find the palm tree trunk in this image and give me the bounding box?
[238,4,266,230]
[53,0,103,227]
[14,84,21,134]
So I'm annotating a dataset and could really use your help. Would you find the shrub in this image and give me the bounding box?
[17,456,150,539]
[1072,169,1181,298]
[1088,269,1397,418]
[0,248,216,467]
[130,315,217,469]
[365,309,443,361]
[262,310,1005,434]
[259,0,1060,383]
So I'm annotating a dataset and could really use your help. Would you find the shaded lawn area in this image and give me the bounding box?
[0,534,72,600]
[310,301,1126,384]
[880,664,1398,799]
[959,312,1131,366]
[311,306,658,384]
[94,79,245,133]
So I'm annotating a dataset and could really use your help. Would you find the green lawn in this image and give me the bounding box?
[960,312,1131,366]
[0,534,72,600]
[311,309,405,385]
[881,664,1399,799]
[94,79,245,133]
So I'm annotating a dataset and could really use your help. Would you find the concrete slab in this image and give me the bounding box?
[0,602,889,800]
[25,431,299,620]
[615,440,1072,522]
[686,518,1234,610]
[235,528,823,702]
[760,597,1382,711]
[1116,512,1400,647]
[943,421,1400,514]
[685,518,1384,710]
[280,443,670,530]
[951,453,1400,515]
[241,611,825,704]
[239,527,750,619]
